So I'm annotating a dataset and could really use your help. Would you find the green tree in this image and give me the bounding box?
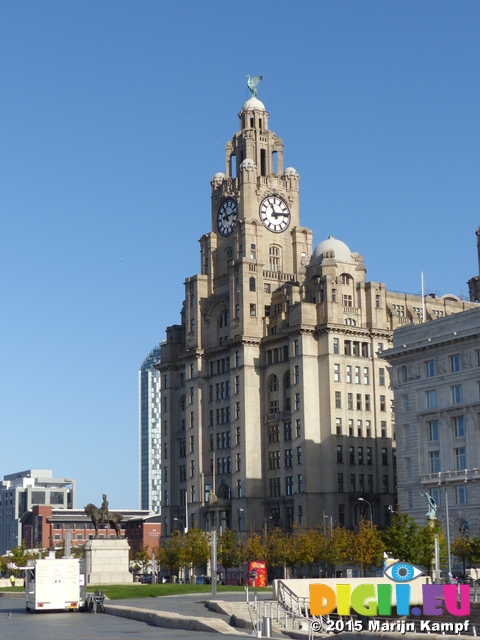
[468,536,480,578]
[349,520,384,576]
[417,521,447,571]
[218,528,244,574]
[244,532,266,563]
[291,526,316,577]
[452,536,472,578]
[71,545,84,559]
[132,545,151,577]
[382,512,420,563]
[266,527,291,578]
[158,530,183,578]
[183,527,210,575]
[10,542,28,573]
[324,526,351,576]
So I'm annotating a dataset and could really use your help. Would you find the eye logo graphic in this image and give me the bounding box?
[384,562,425,583]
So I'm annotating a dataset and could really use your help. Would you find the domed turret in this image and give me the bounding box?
[242,97,266,111]
[311,236,354,265]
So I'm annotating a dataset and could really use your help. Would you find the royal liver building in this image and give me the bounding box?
[157,87,474,538]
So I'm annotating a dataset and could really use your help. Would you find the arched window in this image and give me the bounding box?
[269,375,278,393]
[249,277,256,292]
[269,245,281,272]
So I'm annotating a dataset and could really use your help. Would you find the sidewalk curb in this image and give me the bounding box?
[104,603,248,635]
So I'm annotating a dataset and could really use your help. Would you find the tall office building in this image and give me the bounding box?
[156,92,474,538]
[139,345,162,513]
[0,469,75,555]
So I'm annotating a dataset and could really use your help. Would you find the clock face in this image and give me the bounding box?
[259,196,291,233]
[217,198,238,237]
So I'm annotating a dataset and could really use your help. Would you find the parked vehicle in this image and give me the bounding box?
[25,555,83,612]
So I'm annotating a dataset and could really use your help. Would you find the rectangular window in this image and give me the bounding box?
[335,391,342,409]
[333,338,339,354]
[426,360,435,378]
[406,457,412,477]
[295,419,301,437]
[236,453,241,471]
[297,474,303,494]
[356,394,362,410]
[297,446,302,464]
[237,479,242,498]
[357,420,362,437]
[284,422,292,441]
[367,474,373,492]
[236,427,241,445]
[380,395,386,411]
[190,460,195,477]
[429,450,441,474]
[235,402,240,419]
[346,365,352,383]
[426,389,437,409]
[456,485,467,505]
[336,417,342,435]
[403,395,409,411]
[334,363,340,382]
[381,421,387,438]
[365,394,371,411]
[285,476,294,496]
[285,449,293,467]
[250,304,256,317]
[347,393,353,410]
[359,474,364,492]
[337,445,343,463]
[364,367,369,385]
[344,340,351,356]
[294,339,299,356]
[455,447,467,471]
[350,474,356,492]
[379,368,385,386]
[338,473,344,493]
[382,447,388,465]
[383,475,389,494]
[452,385,462,405]
[235,376,240,394]
[348,419,354,436]
[428,420,439,441]
[404,425,410,444]
[454,415,465,438]
[355,366,360,384]
[408,490,413,509]
[295,393,300,410]
[190,435,195,452]
[367,447,372,465]
[358,447,363,464]
[366,420,371,437]
[451,354,461,373]
[430,487,441,507]
[349,446,355,464]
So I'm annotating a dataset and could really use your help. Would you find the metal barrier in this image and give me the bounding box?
[85,590,105,613]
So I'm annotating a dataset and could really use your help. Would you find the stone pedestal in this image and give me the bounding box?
[84,539,133,584]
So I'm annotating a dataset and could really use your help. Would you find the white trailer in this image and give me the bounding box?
[25,556,82,612]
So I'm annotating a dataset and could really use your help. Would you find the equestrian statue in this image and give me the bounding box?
[84,494,123,538]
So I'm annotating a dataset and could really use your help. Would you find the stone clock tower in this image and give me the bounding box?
[156,89,468,539]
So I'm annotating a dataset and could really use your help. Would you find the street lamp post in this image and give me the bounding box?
[173,518,188,584]
[358,498,373,529]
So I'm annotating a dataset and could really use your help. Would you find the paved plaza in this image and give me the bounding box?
[0,596,253,640]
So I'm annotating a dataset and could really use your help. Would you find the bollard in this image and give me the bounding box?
[262,617,272,638]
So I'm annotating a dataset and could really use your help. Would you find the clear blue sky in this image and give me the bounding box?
[1,1,479,510]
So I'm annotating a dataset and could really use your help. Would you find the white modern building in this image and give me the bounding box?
[139,345,162,513]
[0,469,75,555]
[381,306,480,539]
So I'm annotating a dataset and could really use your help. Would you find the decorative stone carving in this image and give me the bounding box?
[461,350,473,369]
[387,366,398,389]
[435,356,446,374]
[408,363,421,380]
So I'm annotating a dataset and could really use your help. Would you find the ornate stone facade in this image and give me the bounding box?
[381,307,480,541]
[156,96,475,537]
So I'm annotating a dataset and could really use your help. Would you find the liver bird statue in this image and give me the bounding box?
[246,75,262,98]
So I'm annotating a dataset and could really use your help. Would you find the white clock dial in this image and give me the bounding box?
[259,196,291,233]
[217,198,238,237]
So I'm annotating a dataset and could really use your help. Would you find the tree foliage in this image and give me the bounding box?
[347,520,385,576]
[132,545,151,576]
[218,528,244,572]
[182,527,210,572]
[158,530,183,575]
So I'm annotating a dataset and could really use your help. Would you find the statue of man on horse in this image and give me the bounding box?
[84,495,123,538]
